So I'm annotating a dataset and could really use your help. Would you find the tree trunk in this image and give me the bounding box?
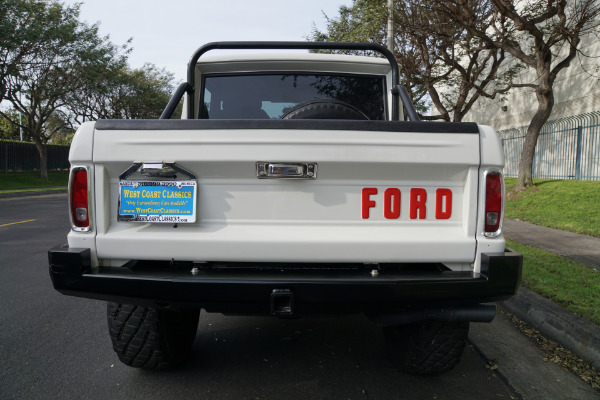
[33,139,48,181]
[516,88,554,189]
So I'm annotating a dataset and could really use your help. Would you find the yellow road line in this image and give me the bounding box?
[0,219,37,227]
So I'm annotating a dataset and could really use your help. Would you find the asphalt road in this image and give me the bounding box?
[0,193,520,400]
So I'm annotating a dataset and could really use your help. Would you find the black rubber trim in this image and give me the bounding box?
[95,119,480,134]
[49,245,522,314]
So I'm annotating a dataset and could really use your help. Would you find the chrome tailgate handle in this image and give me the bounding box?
[256,162,317,179]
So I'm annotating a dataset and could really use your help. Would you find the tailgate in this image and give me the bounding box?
[92,120,480,264]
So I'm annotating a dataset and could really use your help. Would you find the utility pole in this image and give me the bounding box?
[387,0,394,51]
[19,92,23,141]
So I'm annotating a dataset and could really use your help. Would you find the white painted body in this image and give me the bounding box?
[67,54,506,273]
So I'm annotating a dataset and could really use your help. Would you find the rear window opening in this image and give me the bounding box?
[201,73,386,120]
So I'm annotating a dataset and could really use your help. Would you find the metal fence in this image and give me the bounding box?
[499,111,600,181]
[0,140,70,172]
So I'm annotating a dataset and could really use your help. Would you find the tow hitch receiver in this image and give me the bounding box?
[271,289,294,316]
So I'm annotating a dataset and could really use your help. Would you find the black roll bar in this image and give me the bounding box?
[159,82,193,119]
[393,85,420,122]
[188,42,400,120]
[160,41,411,120]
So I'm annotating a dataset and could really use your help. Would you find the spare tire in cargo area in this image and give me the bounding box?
[281,99,370,120]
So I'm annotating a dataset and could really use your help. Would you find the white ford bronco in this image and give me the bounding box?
[49,42,522,374]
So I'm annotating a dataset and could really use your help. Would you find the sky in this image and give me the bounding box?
[62,0,352,83]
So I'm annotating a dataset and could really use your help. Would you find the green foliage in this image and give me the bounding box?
[50,132,74,146]
[507,239,600,326]
[0,0,129,178]
[72,63,176,121]
[0,0,182,180]
[505,178,600,237]
[311,1,387,45]
[0,109,26,140]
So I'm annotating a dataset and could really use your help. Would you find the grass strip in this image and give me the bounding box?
[0,172,68,191]
[505,178,600,237]
[507,239,600,326]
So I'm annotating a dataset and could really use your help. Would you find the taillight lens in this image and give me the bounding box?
[484,171,503,235]
[70,168,89,230]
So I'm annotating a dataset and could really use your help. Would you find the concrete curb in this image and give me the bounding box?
[469,311,599,400]
[0,188,67,199]
[503,287,600,369]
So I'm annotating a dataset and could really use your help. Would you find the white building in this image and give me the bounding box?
[453,31,600,181]
[463,32,600,131]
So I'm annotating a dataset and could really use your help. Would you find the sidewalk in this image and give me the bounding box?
[504,218,600,271]
[502,218,600,370]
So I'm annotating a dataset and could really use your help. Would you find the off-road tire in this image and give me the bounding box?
[107,302,200,369]
[384,320,469,375]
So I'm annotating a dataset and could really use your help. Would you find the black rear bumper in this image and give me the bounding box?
[49,245,522,318]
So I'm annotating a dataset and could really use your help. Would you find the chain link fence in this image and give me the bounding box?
[0,140,70,172]
[499,111,600,181]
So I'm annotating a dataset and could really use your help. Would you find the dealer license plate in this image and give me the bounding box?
[118,180,197,223]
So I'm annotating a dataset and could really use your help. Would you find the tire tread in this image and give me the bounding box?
[385,320,469,375]
[106,302,199,369]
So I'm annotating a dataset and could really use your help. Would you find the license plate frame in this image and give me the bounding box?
[118,180,197,223]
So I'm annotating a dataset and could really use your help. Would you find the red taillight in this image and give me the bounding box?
[70,168,89,229]
[484,172,503,234]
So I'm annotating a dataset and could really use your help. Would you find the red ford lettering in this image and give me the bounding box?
[435,188,453,220]
[362,187,453,220]
[384,188,401,219]
[410,188,427,220]
[361,188,378,219]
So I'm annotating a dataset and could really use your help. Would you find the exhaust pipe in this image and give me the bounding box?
[367,304,497,326]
